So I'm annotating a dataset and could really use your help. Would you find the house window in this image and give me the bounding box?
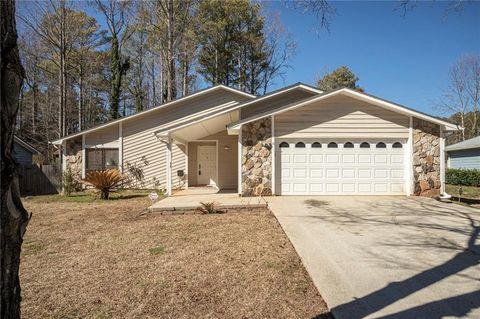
[344,142,354,148]
[279,142,289,148]
[392,142,403,148]
[86,148,119,172]
[328,142,338,148]
[295,142,306,148]
[360,142,370,148]
[312,142,322,148]
[376,142,387,149]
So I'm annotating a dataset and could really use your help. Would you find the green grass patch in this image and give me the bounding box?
[24,189,156,204]
[149,246,165,256]
[23,241,45,255]
[446,184,480,199]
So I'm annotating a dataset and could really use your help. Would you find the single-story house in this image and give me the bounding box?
[446,136,480,170]
[14,136,40,165]
[52,83,458,197]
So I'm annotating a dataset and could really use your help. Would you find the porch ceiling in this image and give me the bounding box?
[167,110,239,142]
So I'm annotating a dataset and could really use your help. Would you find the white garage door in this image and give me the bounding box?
[277,139,406,195]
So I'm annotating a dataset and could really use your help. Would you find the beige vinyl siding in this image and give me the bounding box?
[85,124,119,147]
[275,95,409,138]
[172,143,186,189]
[241,89,316,119]
[187,142,215,186]
[121,90,247,189]
[186,130,237,189]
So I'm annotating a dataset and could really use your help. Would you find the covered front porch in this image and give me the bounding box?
[156,109,241,196]
[150,186,267,211]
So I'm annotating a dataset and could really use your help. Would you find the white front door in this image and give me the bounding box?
[197,145,217,186]
[277,139,406,195]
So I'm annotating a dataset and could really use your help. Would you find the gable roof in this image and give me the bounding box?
[152,82,322,136]
[51,85,255,145]
[446,136,480,151]
[227,87,459,131]
[14,136,41,154]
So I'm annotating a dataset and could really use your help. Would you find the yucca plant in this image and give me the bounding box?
[198,201,218,214]
[84,169,124,199]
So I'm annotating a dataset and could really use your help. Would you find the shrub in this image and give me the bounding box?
[84,169,124,199]
[62,167,80,196]
[446,168,480,187]
[197,201,221,214]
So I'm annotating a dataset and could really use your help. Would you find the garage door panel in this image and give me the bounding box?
[310,169,323,178]
[310,154,323,163]
[277,139,405,195]
[326,154,339,163]
[342,154,355,163]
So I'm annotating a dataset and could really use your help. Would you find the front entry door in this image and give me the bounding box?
[197,145,216,186]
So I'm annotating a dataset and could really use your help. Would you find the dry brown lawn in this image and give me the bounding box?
[20,195,330,319]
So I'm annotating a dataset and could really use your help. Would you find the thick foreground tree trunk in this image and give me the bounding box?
[1,0,30,318]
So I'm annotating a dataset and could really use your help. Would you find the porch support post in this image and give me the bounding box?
[166,136,172,196]
[406,116,413,196]
[271,115,275,195]
[440,127,446,195]
[238,125,242,195]
[81,135,86,179]
[118,122,123,173]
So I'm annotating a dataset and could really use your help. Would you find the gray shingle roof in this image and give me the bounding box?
[446,136,480,151]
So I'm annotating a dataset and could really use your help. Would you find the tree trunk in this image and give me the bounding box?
[78,64,83,131]
[1,1,30,318]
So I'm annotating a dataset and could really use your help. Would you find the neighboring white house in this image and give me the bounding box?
[446,136,480,170]
[52,83,458,197]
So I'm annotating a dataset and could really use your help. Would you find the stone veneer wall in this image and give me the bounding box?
[65,137,83,182]
[241,118,272,196]
[413,118,441,197]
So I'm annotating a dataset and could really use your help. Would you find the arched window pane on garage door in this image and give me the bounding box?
[312,142,322,148]
[328,142,338,148]
[360,142,370,148]
[344,142,354,148]
[376,142,386,148]
[279,142,289,148]
[295,142,306,148]
[392,142,403,148]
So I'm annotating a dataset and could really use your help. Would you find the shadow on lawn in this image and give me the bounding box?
[309,199,480,319]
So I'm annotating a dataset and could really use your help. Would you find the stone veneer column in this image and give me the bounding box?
[241,117,272,196]
[412,118,441,197]
[65,137,83,182]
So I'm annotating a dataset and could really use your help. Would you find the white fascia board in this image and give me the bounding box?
[228,88,458,131]
[51,85,255,145]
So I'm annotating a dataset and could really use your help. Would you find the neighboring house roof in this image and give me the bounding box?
[14,136,41,154]
[51,85,256,145]
[446,136,480,152]
[153,82,322,136]
[227,87,459,131]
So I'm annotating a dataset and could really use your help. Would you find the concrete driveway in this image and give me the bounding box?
[268,196,480,319]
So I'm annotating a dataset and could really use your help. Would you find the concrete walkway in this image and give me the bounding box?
[150,187,267,211]
[268,196,480,319]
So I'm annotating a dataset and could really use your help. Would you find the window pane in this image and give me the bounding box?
[328,142,338,148]
[312,142,322,148]
[360,142,370,148]
[295,142,305,148]
[344,142,354,148]
[86,149,103,171]
[104,149,119,169]
[392,142,403,148]
[279,142,289,148]
[376,142,386,148]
